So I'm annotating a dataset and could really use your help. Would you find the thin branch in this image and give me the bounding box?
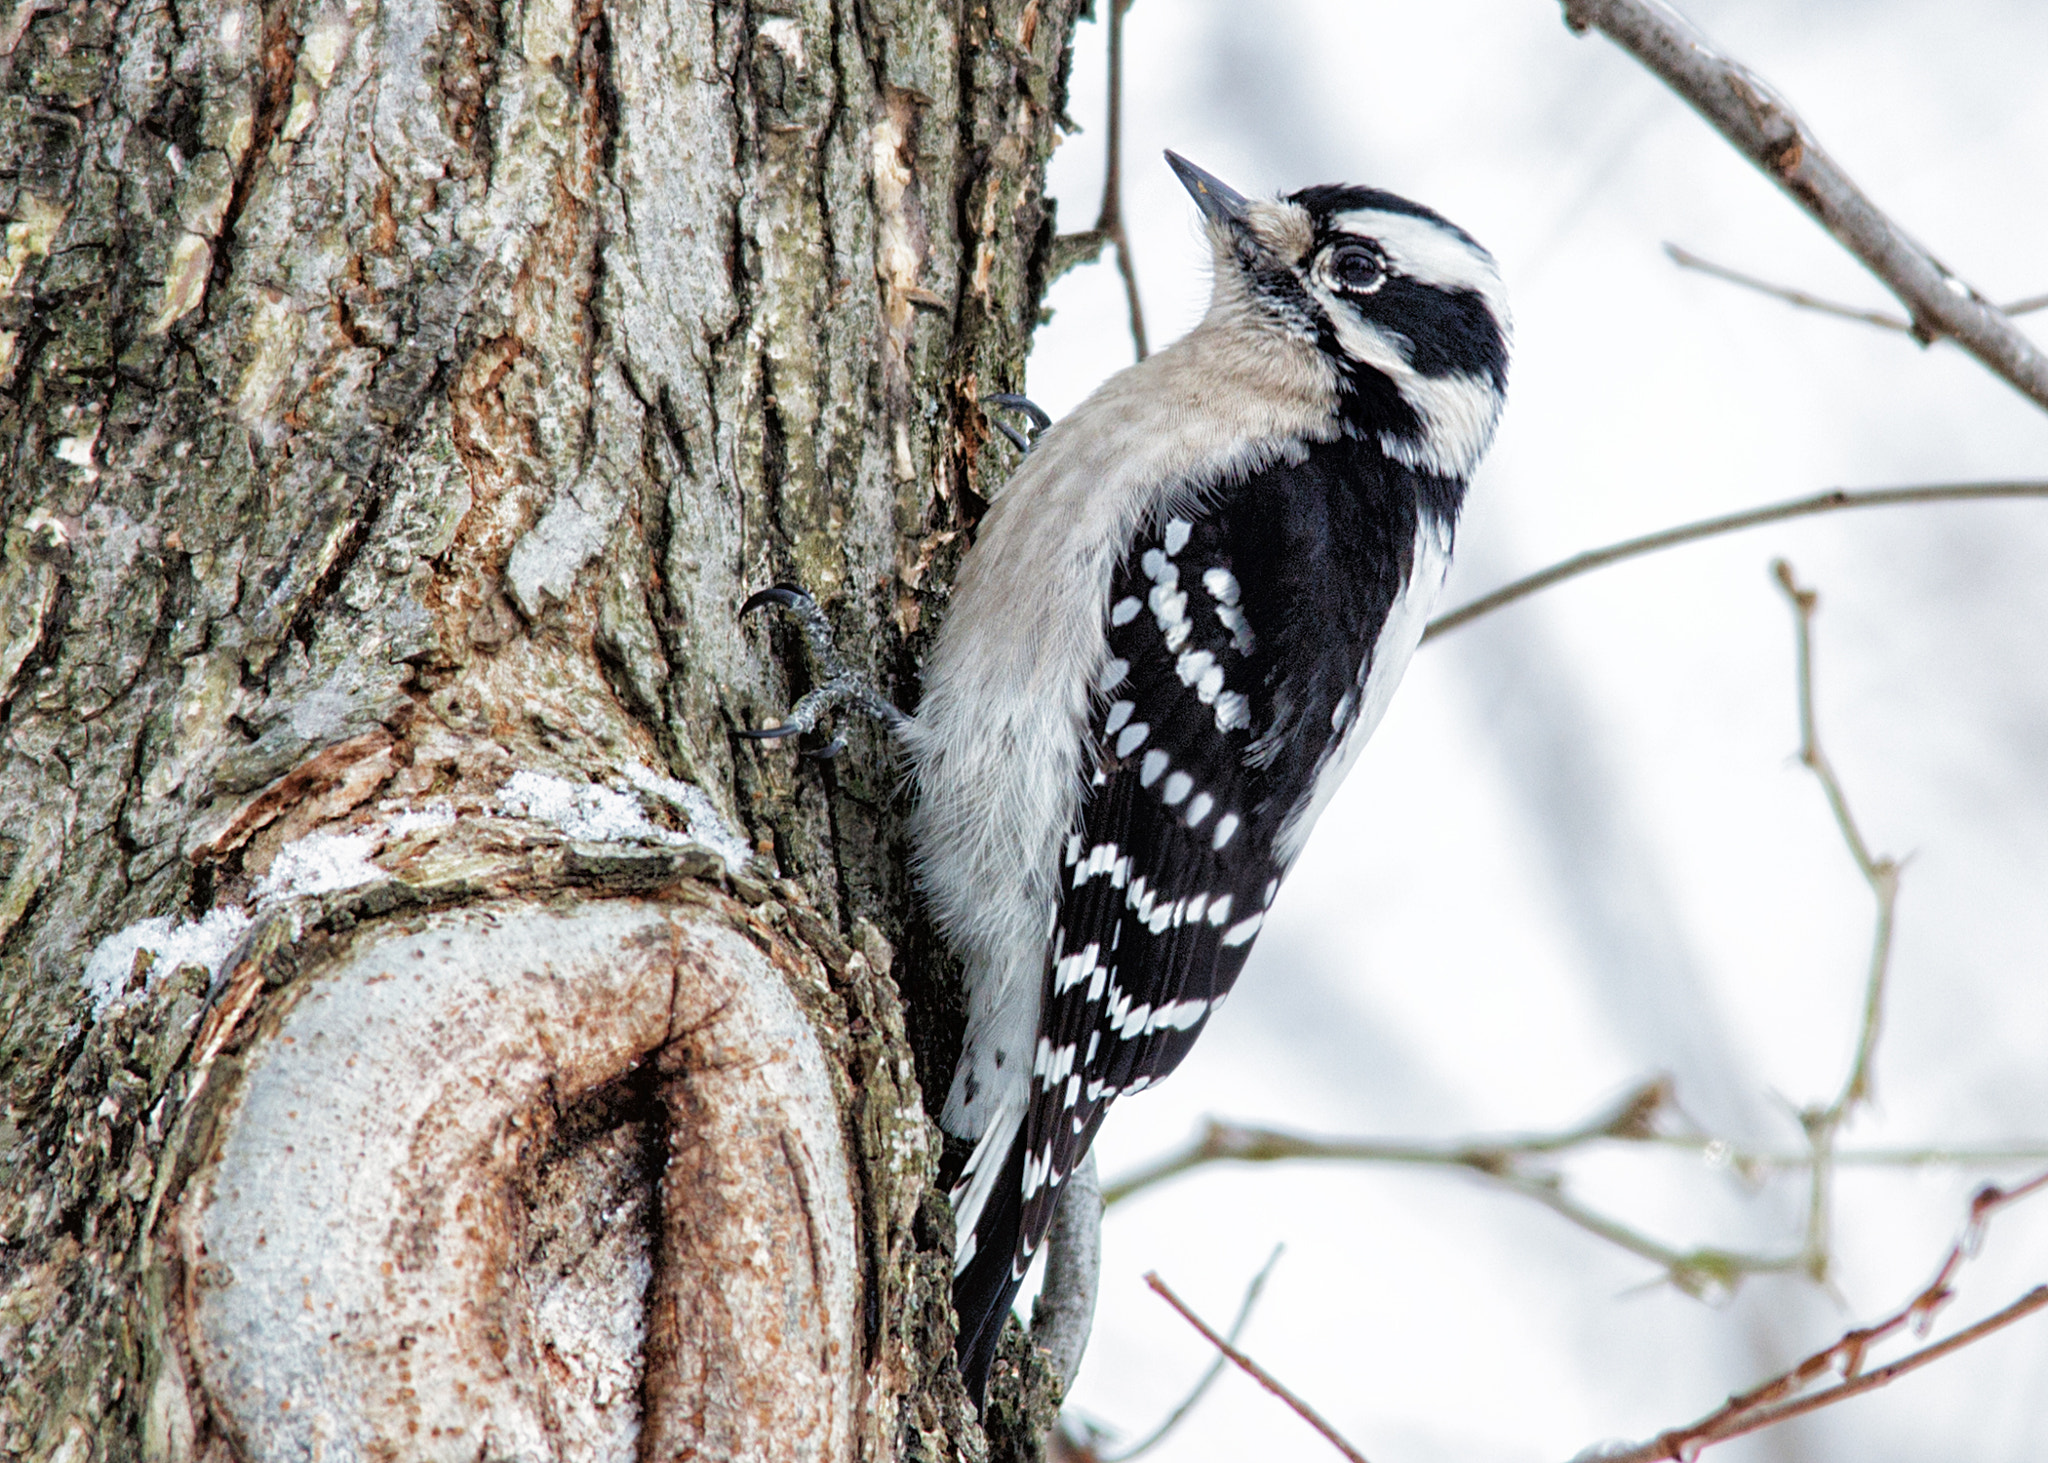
[1666,245,2048,333]
[1773,560,1902,1281]
[1049,0,1148,357]
[1110,1084,1802,1297]
[1097,0,1146,358]
[1665,244,2048,333]
[1422,481,2048,642]
[1146,1271,1372,1463]
[1583,1170,2048,1461]
[1559,0,2048,412]
[1095,1246,1284,1462]
[1665,243,1917,331]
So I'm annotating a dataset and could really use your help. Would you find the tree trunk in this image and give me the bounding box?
[0,0,1083,1456]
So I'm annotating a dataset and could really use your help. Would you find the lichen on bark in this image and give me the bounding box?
[0,0,1087,1455]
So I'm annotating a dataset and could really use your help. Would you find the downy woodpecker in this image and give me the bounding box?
[747,152,1510,1403]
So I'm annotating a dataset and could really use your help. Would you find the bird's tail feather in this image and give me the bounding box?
[950,1105,1029,1405]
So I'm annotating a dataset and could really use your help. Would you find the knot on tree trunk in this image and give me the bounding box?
[179,899,861,1463]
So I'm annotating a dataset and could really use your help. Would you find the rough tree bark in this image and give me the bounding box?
[0,0,1086,1457]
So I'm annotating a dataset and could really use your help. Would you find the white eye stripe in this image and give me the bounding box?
[1329,208,1506,315]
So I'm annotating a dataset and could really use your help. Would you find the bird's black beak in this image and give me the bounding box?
[1165,151,1251,229]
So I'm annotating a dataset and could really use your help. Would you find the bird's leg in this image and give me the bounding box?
[984,393,1052,454]
[738,585,907,760]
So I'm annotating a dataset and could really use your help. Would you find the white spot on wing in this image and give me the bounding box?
[1111,596,1142,626]
[1140,750,1168,787]
[1212,812,1240,849]
[1104,699,1134,734]
[1221,913,1264,947]
[1162,771,1192,805]
[1163,517,1192,555]
[1115,722,1149,757]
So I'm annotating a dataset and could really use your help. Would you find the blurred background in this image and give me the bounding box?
[1019,1,2048,1458]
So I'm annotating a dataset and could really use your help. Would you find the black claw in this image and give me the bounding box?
[736,722,804,742]
[985,393,1052,430]
[740,584,812,619]
[802,733,850,761]
[990,419,1031,454]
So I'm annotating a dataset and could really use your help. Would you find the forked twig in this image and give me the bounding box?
[1586,1170,2048,1462]
[1146,1271,1371,1463]
[1559,0,2048,411]
[1665,244,2048,333]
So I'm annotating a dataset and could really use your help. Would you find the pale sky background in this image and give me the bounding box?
[1020,2,2048,1459]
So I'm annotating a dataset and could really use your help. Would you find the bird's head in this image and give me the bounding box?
[1166,151,1510,480]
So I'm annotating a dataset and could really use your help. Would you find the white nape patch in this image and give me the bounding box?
[255,831,386,901]
[1162,517,1192,555]
[1110,596,1142,626]
[1098,657,1130,693]
[1274,515,1453,867]
[1104,699,1135,734]
[1161,772,1192,806]
[81,907,252,1015]
[1115,722,1149,757]
[1185,792,1214,827]
[1211,812,1240,849]
[1139,750,1169,787]
[1213,690,1251,732]
[1221,913,1264,948]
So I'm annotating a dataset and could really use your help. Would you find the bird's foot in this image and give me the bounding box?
[984,393,1052,454]
[738,585,905,760]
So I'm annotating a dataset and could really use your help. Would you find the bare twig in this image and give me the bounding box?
[1773,560,1901,1281]
[1050,0,1148,358]
[1105,1080,1670,1205]
[1092,1246,1284,1462]
[1665,245,2048,333]
[1423,481,2048,642]
[1559,0,2048,411]
[1110,1084,1802,1297]
[1665,243,1917,332]
[1584,1170,2048,1461]
[1146,1271,1372,1463]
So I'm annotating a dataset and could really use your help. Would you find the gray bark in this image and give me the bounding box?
[0,0,1084,1456]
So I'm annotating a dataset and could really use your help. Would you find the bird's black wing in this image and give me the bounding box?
[955,440,1439,1401]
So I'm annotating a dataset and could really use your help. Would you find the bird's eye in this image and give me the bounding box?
[1328,242,1385,293]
